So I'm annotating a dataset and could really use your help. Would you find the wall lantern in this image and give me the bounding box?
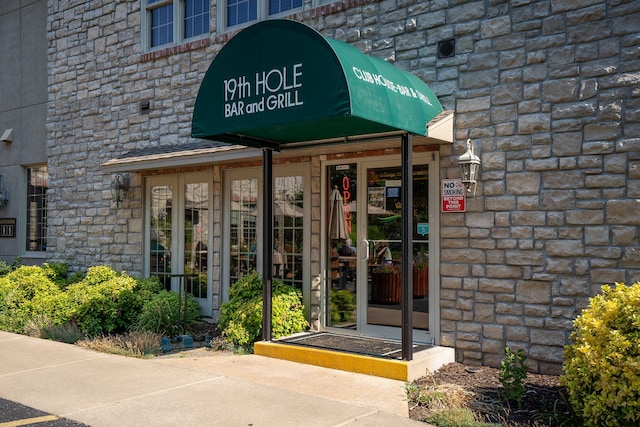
[0,176,8,210]
[110,173,130,207]
[458,139,481,193]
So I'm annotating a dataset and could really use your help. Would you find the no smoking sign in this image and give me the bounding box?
[441,179,466,212]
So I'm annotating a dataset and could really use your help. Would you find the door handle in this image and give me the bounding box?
[361,239,370,262]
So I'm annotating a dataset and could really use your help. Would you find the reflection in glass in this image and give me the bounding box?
[327,164,358,328]
[365,165,429,331]
[150,185,172,290]
[229,179,258,283]
[184,182,209,299]
[274,176,304,289]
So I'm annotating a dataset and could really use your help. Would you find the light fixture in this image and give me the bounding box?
[458,139,481,193]
[0,176,8,210]
[0,128,12,143]
[110,173,130,207]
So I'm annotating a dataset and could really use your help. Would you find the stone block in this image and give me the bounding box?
[606,200,640,225]
[516,281,551,304]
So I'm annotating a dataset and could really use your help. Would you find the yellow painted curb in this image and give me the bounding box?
[254,341,409,381]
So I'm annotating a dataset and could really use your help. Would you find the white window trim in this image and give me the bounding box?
[142,0,210,53]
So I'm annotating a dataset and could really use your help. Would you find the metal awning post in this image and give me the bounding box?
[262,147,274,341]
[401,133,414,361]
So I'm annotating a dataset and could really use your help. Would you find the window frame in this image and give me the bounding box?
[24,164,48,255]
[217,0,303,33]
[142,0,210,53]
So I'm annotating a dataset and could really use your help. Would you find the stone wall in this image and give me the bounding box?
[45,0,640,373]
[423,0,640,373]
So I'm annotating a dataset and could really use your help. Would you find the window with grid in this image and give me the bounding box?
[224,0,302,29]
[26,165,48,252]
[144,0,210,50]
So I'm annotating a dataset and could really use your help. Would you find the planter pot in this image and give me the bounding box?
[371,272,401,304]
[413,268,429,298]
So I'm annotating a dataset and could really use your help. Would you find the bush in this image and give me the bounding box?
[134,290,201,337]
[218,270,308,347]
[329,289,356,324]
[0,264,168,338]
[0,257,22,278]
[0,266,67,333]
[66,266,151,336]
[0,260,12,277]
[561,282,640,426]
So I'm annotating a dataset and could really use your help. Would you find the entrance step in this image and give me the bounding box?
[254,334,454,382]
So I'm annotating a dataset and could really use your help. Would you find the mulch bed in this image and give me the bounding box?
[409,363,579,426]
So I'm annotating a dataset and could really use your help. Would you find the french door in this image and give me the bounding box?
[223,165,310,308]
[146,173,213,316]
[325,154,439,343]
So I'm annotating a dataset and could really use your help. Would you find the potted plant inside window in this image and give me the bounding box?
[370,262,401,304]
[413,252,429,298]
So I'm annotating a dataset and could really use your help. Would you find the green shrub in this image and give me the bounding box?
[218,270,308,347]
[117,276,163,330]
[134,290,201,337]
[0,266,66,333]
[498,347,528,405]
[0,257,22,278]
[561,282,640,426]
[41,262,71,289]
[66,267,140,336]
[0,260,12,277]
[329,289,356,324]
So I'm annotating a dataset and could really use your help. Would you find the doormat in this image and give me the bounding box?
[276,332,432,360]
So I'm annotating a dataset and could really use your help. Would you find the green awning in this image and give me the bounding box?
[192,19,443,149]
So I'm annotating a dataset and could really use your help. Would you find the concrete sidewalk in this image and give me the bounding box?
[0,332,427,426]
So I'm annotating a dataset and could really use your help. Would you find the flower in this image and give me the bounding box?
[413,252,429,270]
[375,263,400,274]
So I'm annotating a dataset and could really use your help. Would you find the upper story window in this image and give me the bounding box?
[223,0,302,29]
[143,0,210,51]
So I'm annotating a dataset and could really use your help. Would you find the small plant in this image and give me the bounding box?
[329,289,356,324]
[134,290,201,337]
[374,263,400,274]
[218,270,308,348]
[426,408,501,427]
[562,282,640,426]
[24,316,85,344]
[77,331,162,358]
[498,347,528,406]
[413,251,429,270]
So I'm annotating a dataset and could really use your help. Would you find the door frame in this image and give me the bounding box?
[222,163,311,312]
[321,151,441,344]
[144,172,214,316]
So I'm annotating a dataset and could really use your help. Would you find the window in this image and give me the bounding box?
[26,165,48,252]
[144,0,210,50]
[146,175,213,316]
[223,0,302,29]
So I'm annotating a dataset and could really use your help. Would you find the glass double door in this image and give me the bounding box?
[146,174,212,316]
[327,156,435,342]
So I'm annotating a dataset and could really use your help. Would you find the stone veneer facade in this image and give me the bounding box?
[45,0,640,374]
